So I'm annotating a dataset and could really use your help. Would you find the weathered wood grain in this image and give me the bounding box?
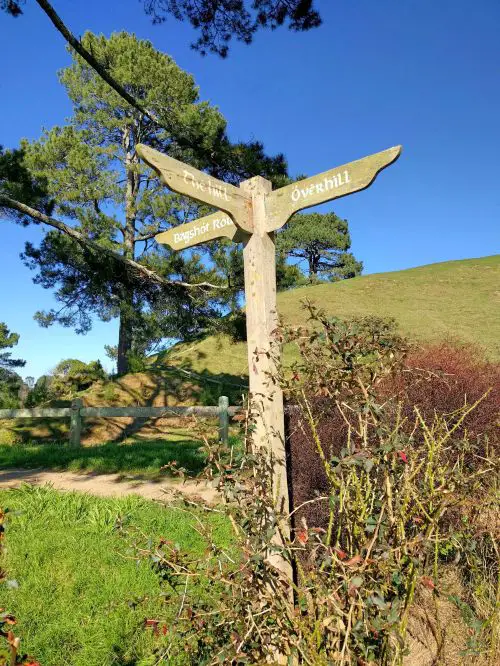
[0,408,72,418]
[81,406,221,418]
[240,175,293,588]
[218,395,229,444]
[265,145,402,231]
[0,405,241,419]
[136,144,253,232]
[155,211,248,250]
[69,398,83,448]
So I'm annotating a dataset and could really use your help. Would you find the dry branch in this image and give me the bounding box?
[0,195,225,291]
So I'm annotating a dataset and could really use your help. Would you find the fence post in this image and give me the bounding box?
[69,398,83,448]
[218,395,229,445]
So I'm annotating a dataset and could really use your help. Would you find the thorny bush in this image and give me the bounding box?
[139,303,499,665]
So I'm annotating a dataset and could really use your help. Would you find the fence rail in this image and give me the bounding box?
[0,408,72,418]
[0,396,241,448]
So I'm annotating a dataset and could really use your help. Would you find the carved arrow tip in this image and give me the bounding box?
[387,145,403,162]
[372,145,402,175]
[135,144,174,186]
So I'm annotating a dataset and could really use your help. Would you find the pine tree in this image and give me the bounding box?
[277,212,362,282]
[0,322,25,408]
[19,32,288,374]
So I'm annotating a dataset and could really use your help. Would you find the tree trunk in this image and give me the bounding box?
[309,251,320,280]
[117,300,134,375]
[116,126,139,376]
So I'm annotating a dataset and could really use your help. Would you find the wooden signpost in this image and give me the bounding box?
[136,142,402,583]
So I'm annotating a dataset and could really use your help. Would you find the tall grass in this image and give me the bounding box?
[0,485,232,665]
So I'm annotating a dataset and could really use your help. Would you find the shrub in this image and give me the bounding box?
[137,304,498,664]
[125,352,149,374]
[393,341,499,448]
[284,308,410,533]
[286,323,499,534]
[49,358,107,398]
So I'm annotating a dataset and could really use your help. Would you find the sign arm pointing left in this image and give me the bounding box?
[155,211,248,251]
[136,144,253,232]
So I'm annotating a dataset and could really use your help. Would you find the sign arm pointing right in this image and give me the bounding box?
[265,145,402,231]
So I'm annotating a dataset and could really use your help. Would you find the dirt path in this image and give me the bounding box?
[0,468,219,504]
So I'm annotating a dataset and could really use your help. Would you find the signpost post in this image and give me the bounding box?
[136,142,402,585]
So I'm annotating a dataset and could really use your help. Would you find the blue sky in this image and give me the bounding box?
[1,0,499,378]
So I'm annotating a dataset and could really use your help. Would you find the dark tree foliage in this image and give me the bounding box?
[277,211,363,282]
[0,0,23,17]
[25,374,52,406]
[0,146,53,223]
[0,322,25,371]
[0,322,26,408]
[143,0,321,55]
[21,230,223,341]
[3,1,322,57]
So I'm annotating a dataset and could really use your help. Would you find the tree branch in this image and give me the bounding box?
[35,0,164,129]
[33,1,288,184]
[136,229,162,242]
[0,195,225,291]
[33,0,219,166]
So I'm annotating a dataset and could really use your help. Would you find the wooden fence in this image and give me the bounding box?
[0,396,241,447]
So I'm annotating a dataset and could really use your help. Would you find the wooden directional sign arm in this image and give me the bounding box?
[136,144,253,232]
[154,211,248,251]
[265,145,402,231]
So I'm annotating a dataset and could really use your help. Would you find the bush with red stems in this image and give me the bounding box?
[284,311,499,532]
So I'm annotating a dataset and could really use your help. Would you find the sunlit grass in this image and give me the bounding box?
[0,485,232,666]
[0,437,207,478]
[164,255,500,378]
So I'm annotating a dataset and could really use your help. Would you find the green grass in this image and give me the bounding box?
[0,437,207,478]
[0,485,232,666]
[279,255,500,352]
[162,255,500,380]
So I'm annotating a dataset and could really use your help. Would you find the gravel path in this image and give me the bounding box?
[0,468,218,504]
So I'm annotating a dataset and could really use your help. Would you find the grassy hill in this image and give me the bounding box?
[162,255,500,380]
[2,255,498,445]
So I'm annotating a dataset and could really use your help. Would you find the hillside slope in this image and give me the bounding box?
[163,255,500,379]
[2,256,497,445]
